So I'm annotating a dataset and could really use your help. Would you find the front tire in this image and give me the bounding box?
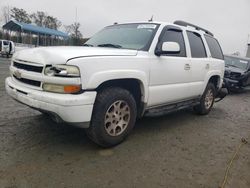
[194,83,216,115]
[86,87,137,147]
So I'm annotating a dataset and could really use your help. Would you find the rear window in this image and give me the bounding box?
[205,35,224,60]
[187,31,207,58]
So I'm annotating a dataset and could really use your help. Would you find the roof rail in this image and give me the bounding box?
[174,20,214,36]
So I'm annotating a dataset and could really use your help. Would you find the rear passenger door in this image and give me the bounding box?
[186,31,210,95]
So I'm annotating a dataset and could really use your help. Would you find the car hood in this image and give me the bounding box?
[13,46,138,65]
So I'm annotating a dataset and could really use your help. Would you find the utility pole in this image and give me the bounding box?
[245,34,250,57]
[246,34,250,58]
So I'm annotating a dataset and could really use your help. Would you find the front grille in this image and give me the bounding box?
[230,72,241,79]
[13,61,43,73]
[13,75,41,87]
[224,71,230,77]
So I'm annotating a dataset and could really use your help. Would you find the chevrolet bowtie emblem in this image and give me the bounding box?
[14,70,22,79]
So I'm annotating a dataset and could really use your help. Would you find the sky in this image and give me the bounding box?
[1,0,250,55]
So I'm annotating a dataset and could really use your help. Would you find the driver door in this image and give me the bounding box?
[148,27,193,107]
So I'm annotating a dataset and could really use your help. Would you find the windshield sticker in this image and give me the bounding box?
[137,24,157,29]
[240,60,248,64]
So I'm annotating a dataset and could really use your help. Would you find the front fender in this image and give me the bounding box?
[86,70,149,103]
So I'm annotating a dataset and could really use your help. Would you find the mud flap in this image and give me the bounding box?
[215,82,228,102]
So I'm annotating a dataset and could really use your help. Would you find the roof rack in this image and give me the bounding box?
[174,20,214,36]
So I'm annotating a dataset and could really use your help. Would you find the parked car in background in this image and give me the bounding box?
[224,55,250,92]
[0,40,15,58]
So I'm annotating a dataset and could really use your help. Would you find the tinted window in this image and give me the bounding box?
[3,41,9,45]
[161,29,186,57]
[205,35,224,60]
[187,31,207,58]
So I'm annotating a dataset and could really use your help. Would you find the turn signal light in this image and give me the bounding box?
[43,83,81,94]
[64,85,81,93]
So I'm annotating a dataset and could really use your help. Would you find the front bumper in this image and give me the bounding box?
[5,77,97,128]
[224,77,240,89]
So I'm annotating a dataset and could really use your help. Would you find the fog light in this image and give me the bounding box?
[43,83,81,94]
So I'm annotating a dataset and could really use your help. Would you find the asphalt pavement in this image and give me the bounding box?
[0,57,249,188]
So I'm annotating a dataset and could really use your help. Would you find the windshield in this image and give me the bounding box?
[84,23,159,51]
[224,56,249,70]
[3,41,9,45]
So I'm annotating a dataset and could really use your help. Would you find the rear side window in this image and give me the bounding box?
[161,29,186,57]
[205,35,224,60]
[187,31,207,58]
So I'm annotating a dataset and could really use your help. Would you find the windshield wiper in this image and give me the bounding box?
[97,43,122,48]
[227,64,240,68]
[83,43,94,47]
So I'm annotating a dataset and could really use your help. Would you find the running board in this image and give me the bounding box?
[145,99,200,117]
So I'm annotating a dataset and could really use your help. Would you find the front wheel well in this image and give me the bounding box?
[208,75,221,91]
[96,79,144,117]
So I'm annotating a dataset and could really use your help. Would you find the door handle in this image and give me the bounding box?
[205,64,210,70]
[184,64,191,70]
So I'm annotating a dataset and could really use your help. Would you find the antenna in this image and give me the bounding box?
[148,15,154,22]
[8,5,10,22]
[75,7,78,23]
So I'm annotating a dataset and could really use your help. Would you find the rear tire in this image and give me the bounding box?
[194,83,216,115]
[86,87,137,147]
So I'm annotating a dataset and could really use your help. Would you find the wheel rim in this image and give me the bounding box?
[104,100,131,137]
[204,89,214,110]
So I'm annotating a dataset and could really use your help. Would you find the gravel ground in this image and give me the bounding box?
[0,57,249,188]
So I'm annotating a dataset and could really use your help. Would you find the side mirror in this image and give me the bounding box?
[162,42,180,53]
[155,41,180,56]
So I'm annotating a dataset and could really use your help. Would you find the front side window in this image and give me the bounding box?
[187,31,207,58]
[85,23,159,51]
[160,29,186,57]
[205,35,224,60]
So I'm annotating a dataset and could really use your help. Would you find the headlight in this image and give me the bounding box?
[43,83,81,94]
[44,65,80,77]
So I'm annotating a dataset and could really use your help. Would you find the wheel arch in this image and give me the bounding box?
[94,77,148,118]
[203,71,223,93]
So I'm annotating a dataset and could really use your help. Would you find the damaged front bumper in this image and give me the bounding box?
[224,77,241,89]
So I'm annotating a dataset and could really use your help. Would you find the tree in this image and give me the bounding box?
[31,11,62,30]
[10,7,31,23]
[30,11,46,27]
[232,51,240,56]
[65,22,82,38]
[44,16,61,30]
[65,22,83,46]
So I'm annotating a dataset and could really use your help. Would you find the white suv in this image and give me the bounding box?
[5,21,227,147]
